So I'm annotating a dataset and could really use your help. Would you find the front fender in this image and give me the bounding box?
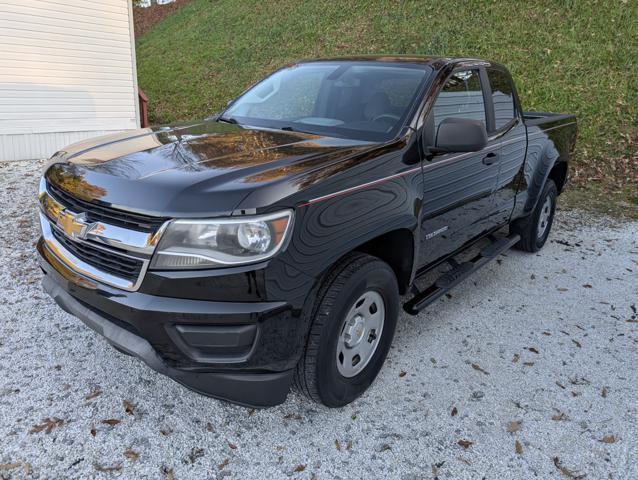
[281,175,420,283]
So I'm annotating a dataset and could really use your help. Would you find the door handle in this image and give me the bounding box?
[482,152,499,165]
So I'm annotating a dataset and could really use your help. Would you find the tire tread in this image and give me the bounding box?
[292,252,380,402]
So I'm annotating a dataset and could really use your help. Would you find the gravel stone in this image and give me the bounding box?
[0,159,636,479]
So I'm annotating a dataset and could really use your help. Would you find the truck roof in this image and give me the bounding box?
[297,55,503,71]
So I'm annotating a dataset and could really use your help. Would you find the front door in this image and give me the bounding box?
[418,68,501,267]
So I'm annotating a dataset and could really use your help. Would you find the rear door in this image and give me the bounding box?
[484,67,527,225]
[417,68,501,267]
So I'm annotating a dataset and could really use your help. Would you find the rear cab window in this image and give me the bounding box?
[486,68,517,131]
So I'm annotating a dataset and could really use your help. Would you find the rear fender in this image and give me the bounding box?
[523,141,560,215]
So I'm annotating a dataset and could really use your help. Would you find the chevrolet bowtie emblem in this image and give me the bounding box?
[57,211,88,239]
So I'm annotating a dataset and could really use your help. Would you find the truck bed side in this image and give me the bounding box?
[510,112,577,220]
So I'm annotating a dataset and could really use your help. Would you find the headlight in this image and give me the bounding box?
[150,210,293,269]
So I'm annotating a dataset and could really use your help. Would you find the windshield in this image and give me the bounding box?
[222,62,432,141]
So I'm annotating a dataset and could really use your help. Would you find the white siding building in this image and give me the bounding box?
[0,0,140,161]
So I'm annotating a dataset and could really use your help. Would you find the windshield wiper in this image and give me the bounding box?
[217,116,239,125]
[279,125,315,135]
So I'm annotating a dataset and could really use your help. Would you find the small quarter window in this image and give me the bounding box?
[487,69,516,130]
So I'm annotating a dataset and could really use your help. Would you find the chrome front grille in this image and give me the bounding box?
[50,228,144,282]
[38,178,167,291]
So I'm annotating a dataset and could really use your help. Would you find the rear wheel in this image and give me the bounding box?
[511,179,557,252]
[294,253,399,407]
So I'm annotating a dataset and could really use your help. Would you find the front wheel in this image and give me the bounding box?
[293,253,399,407]
[511,179,557,252]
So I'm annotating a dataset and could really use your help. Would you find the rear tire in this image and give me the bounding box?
[293,252,399,407]
[511,179,557,252]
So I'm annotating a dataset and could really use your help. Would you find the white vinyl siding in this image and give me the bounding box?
[0,0,139,160]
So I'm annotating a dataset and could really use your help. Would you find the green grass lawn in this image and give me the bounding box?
[136,0,637,216]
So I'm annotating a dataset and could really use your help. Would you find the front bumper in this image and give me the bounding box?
[37,237,315,408]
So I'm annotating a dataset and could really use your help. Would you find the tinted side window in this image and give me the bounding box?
[487,69,516,130]
[432,69,486,129]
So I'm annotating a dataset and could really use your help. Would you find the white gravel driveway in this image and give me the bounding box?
[0,160,636,479]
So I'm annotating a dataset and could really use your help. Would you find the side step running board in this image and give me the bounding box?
[403,233,520,315]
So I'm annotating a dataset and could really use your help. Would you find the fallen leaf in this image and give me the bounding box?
[30,417,64,434]
[451,406,458,417]
[218,458,230,470]
[572,339,582,348]
[506,421,522,433]
[569,376,590,386]
[248,408,256,416]
[471,363,490,375]
[600,435,616,444]
[346,440,353,450]
[379,444,391,452]
[0,463,20,471]
[335,439,341,451]
[294,464,306,472]
[552,456,585,479]
[124,448,139,461]
[557,288,569,292]
[206,422,214,432]
[399,370,407,377]
[187,447,204,464]
[94,463,122,473]
[512,353,520,363]
[542,331,552,336]
[101,419,121,427]
[515,440,523,454]
[123,400,135,415]
[228,442,237,450]
[90,427,97,437]
[457,439,473,449]
[85,389,102,401]
[161,466,175,480]
[527,347,539,354]
[523,362,535,367]
[582,284,593,288]
[601,387,608,398]
[552,412,567,421]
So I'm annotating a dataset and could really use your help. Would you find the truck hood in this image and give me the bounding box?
[44,122,376,217]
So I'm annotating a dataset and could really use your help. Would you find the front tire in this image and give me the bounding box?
[511,179,557,252]
[293,253,399,407]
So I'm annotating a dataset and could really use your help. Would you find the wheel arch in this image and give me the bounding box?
[353,228,415,295]
[523,140,561,215]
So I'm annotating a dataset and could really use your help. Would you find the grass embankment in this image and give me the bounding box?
[136,0,638,218]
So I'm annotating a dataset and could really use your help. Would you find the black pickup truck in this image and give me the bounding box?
[37,56,577,407]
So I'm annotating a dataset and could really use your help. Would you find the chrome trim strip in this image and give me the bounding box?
[301,121,577,206]
[300,166,422,206]
[39,213,149,292]
[39,185,167,255]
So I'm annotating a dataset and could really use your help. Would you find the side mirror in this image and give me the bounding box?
[434,117,488,153]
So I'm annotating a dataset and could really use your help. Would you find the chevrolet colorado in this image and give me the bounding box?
[37,56,577,407]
